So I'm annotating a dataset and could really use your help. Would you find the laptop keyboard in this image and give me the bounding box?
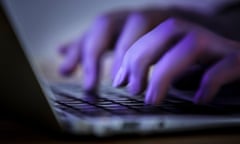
[50,83,233,117]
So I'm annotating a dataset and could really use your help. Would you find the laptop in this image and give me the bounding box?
[1,0,240,137]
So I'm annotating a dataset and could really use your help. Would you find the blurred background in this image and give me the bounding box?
[4,0,230,83]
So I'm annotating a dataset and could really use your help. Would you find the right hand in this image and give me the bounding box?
[59,8,170,91]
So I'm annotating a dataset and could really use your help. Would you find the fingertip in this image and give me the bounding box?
[58,43,70,56]
[144,86,155,105]
[111,60,121,81]
[83,74,98,92]
[193,89,210,105]
[82,63,99,91]
[193,90,203,104]
[112,67,127,87]
[127,79,141,95]
[83,84,98,94]
[59,62,72,77]
[59,66,68,76]
[144,93,152,105]
[127,84,139,95]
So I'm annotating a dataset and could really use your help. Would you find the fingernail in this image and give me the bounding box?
[59,64,70,76]
[127,80,140,95]
[83,74,94,90]
[194,89,207,104]
[145,87,155,105]
[112,61,120,80]
[59,65,66,75]
[83,64,96,90]
[113,67,126,87]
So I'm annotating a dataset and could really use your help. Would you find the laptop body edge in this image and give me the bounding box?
[1,0,240,137]
[0,1,62,133]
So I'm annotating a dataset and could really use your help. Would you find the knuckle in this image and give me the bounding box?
[130,54,142,66]
[163,17,184,30]
[128,53,144,72]
[83,42,98,59]
[186,30,208,54]
[201,71,218,89]
[125,51,140,69]
[189,30,205,44]
[231,53,240,66]
[94,14,112,26]
[127,12,148,24]
[154,17,184,34]
[165,17,183,26]
[84,49,95,59]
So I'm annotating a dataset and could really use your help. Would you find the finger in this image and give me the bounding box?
[145,29,240,105]
[112,12,164,80]
[145,31,206,105]
[194,53,240,104]
[113,18,190,94]
[82,15,126,90]
[58,43,71,56]
[112,9,170,86]
[59,36,85,76]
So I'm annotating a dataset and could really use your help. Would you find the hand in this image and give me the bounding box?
[59,8,170,90]
[59,7,240,105]
[113,17,240,105]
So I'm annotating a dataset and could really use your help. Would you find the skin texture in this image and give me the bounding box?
[59,7,240,105]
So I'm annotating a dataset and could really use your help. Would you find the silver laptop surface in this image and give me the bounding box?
[1,0,240,137]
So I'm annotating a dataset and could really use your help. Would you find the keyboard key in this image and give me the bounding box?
[51,83,235,117]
